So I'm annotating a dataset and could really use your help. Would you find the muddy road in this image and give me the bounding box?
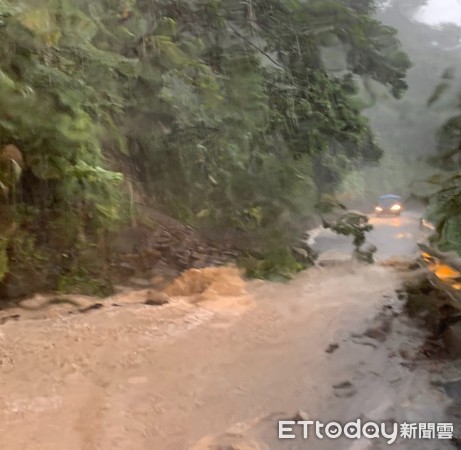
[0,210,456,450]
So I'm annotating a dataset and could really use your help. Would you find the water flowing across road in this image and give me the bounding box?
[0,210,456,450]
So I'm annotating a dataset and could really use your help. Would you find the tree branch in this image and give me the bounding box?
[226,22,286,71]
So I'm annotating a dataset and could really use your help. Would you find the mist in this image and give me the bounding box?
[336,0,461,202]
[416,0,461,27]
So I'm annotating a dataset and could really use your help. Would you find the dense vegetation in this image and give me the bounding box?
[425,113,461,255]
[414,60,461,255]
[0,0,410,291]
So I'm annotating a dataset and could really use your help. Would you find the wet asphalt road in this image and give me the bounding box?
[311,209,424,261]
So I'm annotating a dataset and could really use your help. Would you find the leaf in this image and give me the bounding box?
[95,203,119,220]
[196,208,210,218]
[427,82,450,107]
[154,17,177,37]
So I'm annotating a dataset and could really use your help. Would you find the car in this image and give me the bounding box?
[374,194,403,217]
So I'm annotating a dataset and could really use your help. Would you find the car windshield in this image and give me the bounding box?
[5,1,461,448]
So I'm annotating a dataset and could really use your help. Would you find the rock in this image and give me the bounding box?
[129,278,152,288]
[292,410,310,421]
[443,321,461,359]
[145,291,170,306]
[335,389,357,399]
[399,348,413,359]
[190,252,203,261]
[363,326,387,342]
[210,258,224,266]
[333,381,357,398]
[351,338,378,349]
[333,381,353,389]
[0,314,20,325]
[325,343,339,354]
[293,247,309,259]
[116,262,137,277]
[399,361,416,370]
[155,241,171,250]
[78,303,104,313]
[354,243,377,264]
[192,259,207,269]
[360,243,377,253]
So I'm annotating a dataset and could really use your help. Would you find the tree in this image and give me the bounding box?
[0,0,410,285]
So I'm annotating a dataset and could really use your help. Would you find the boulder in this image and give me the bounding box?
[145,291,170,306]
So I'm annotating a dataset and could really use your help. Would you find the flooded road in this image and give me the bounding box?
[311,210,422,262]
[0,208,455,450]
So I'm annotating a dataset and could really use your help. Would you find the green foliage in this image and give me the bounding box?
[425,174,461,255]
[427,69,461,255]
[316,193,347,214]
[120,0,404,243]
[240,246,305,280]
[8,233,47,265]
[432,115,461,170]
[57,267,112,296]
[0,0,127,290]
[1,231,49,289]
[0,0,410,284]
[325,211,373,248]
[322,206,375,263]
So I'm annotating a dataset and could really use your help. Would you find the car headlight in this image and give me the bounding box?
[375,206,383,212]
[391,204,401,211]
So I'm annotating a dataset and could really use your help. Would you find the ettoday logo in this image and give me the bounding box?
[278,419,454,444]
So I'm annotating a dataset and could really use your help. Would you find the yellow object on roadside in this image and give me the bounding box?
[433,263,461,281]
